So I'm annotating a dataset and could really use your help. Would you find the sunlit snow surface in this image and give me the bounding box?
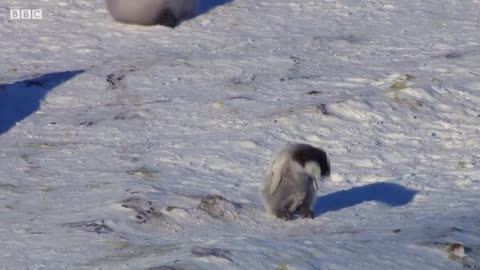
[1,0,480,269]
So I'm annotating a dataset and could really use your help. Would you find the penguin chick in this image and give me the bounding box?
[105,0,196,27]
[262,144,330,220]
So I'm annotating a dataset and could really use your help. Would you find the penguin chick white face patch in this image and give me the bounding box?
[304,161,322,184]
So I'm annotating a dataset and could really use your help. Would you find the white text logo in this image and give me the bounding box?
[10,9,43,20]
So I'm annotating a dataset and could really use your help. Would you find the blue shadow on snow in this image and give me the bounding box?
[195,0,233,16]
[0,70,84,135]
[314,182,417,217]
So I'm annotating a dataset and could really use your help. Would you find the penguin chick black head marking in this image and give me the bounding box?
[290,144,331,177]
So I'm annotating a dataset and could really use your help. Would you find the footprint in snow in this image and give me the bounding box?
[106,67,137,90]
[196,194,242,221]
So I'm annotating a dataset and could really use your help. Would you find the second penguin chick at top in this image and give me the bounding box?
[105,0,196,27]
[262,144,330,220]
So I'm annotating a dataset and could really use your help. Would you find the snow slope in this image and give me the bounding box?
[1,0,480,269]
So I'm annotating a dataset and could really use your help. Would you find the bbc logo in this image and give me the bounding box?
[10,9,43,20]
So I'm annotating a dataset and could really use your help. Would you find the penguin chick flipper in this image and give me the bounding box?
[268,173,282,195]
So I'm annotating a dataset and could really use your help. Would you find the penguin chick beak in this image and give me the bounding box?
[312,176,319,192]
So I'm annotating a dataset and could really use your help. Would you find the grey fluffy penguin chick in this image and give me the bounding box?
[262,144,330,220]
[105,0,196,27]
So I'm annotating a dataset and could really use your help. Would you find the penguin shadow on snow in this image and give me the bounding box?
[194,0,234,17]
[0,70,84,135]
[314,182,417,217]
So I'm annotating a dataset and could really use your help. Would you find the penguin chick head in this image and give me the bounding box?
[291,144,331,191]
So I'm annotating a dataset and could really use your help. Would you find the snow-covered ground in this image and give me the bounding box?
[1,0,480,269]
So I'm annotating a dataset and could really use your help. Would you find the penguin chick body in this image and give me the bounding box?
[262,144,330,220]
[105,0,195,27]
